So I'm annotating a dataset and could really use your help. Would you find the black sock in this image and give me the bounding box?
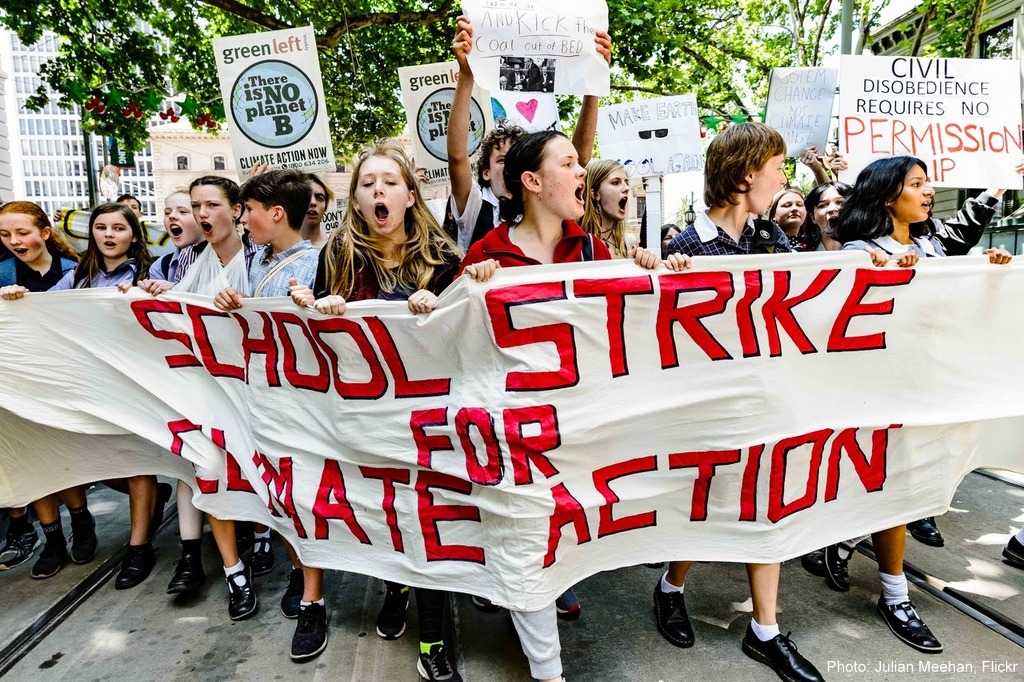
[67,504,90,519]
[41,520,64,546]
[182,538,202,554]
[8,514,31,535]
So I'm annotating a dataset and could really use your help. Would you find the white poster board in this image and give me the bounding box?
[462,0,609,96]
[765,67,837,157]
[597,95,704,178]
[490,91,561,132]
[213,26,336,180]
[838,55,1024,188]
[398,61,493,185]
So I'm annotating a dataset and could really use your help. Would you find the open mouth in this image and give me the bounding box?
[103,241,117,249]
[307,209,319,218]
[13,247,28,255]
[575,185,585,204]
[168,225,183,238]
[373,203,390,224]
[618,196,628,211]
[201,221,214,235]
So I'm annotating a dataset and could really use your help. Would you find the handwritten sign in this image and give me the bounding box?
[398,61,493,185]
[490,91,561,132]
[765,67,837,157]
[462,0,609,96]
[213,26,336,179]
[838,55,1023,188]
[597,95,703,178]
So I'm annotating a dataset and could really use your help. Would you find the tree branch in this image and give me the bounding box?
[677,43,753,115]
[320,0,456,49]
[911,1,935,57]
[611,84,677,97]
[962,0,986,58]
[810,0,832,65]
[199,0,292,32]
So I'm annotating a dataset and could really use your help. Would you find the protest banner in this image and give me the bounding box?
[597,95,703,178]
[765,67,838,157]
[490,91,561,132]
[398,61,494,185]
[213,26,336,179]
[838,55,1024,188]
[462,0,609,96]
[2,254,1024,609]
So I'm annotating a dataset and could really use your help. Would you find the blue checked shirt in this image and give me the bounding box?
[248,239,320,297]
[667,211,791,257]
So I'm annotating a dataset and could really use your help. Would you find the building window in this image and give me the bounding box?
[176,155,190,171]
[981,21,1014,59]
[213,156,226,171]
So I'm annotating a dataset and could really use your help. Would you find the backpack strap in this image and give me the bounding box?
[581,234,594,262]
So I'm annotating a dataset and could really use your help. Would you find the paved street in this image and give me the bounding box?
[1,471,1022,681]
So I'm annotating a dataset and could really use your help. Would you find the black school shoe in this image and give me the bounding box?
[799,549,827,578]
[69,510,98,564]
[115,544,156,590]
[907,517,944,547]
[741,625,824,682]
[31,540,68,579]
[877,598,943,653]
[291,602,328,661]
[281,567,304,618]
[417,644,463,681]
[653,581,694,648]
[1002,535,1024,569]
[226,564,258,620]
[167,548,206,594]
[823,544,851,592]
[251,535,275,576]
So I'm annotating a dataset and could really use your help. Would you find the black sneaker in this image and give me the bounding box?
[799,549,827,577]
[0,528,40,570]
[281,567,304,619]
[741,625,824,682]
[149,482,173,539]
[823,544,851,592]
[291,602,328,661]
[907,517,944,547]
[69,510,98,564]
[167,548,206,594]
[376,583,409,639]
[417,644,463,681]
[226,564,258,620]
[115,544,156,590]
[877,598,943,653]
[653,581,694,648]
[1002,535,1024,569]
[31,540,68,579]
[251,536,275,576]
[470,595,500,612]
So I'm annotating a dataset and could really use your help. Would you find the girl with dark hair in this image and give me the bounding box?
[460,129,689,682]
[826,156,1011,656]
[793,182,852,252]
[50,203,152,290]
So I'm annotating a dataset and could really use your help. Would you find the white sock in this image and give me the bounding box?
[223,560,245,585]
[300,598,325,608]
[750,618,780,642]
[879,571,910,614]
[1014,527,1024,544]
[660,572,684,593]
[254,530,271,540]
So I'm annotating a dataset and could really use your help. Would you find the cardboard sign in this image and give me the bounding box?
[398,61,494,185]
[765,67,838,157]
[462,0,609,96]
[213,26,336,179]
[490,91,561,132]
[597,95,703,178]
[838,55,1024,188]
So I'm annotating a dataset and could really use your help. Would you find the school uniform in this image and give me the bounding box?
[666,211,791,257]
[459,219,611,272]
[448,183,502,251]
[842,235,946,259]
[0,255,76,291]
[49,259,139,290]
[248,240,319,297]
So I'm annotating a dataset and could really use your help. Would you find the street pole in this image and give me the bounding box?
[645,176,662,253]
[83,120,97,207]
[841,0,854,55]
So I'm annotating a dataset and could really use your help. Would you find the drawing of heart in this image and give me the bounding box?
[515,99,539,122]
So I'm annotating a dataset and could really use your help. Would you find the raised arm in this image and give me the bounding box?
[448,16,476,215]
[572,31,611,167]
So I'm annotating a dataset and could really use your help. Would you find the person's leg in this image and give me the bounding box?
[747,562,778,627]
[873,525,942,653]
[291,566,328,661]
[115,476,157,589]
[377,580,410,640]
[742,563,823,682]
[209,515,257,619]
[30,494,67,578]
[0,506,39,569]
[59,485,96,564]
[415,589,460,681]
[280,539,304,618]
[251,522,275,575]
[654,560,694,647]
[509,604,562,682]
[167,481,206,594]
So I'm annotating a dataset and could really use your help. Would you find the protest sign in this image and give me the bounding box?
[765,67,838,157]
[462,0,609,96]
[490,91,561,132]
[3,255,1024,609]
[597,95,703,178]
[838,55,1023,188]
[213,26,336,179]
[398,61,494,185]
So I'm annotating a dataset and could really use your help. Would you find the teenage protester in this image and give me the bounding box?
[302,173,333,247]
[663,122,824,682]
[150,190,204,282]
[767,187,806,239]
[0,202,82,572]
[660,223,681,258]
[446,16,610,251]
[116,193,144,219]
[831,155,1011,654]
[792,182,852,253]
[579,159,639,257]
[289,140,462,679]
[460,129,690,682]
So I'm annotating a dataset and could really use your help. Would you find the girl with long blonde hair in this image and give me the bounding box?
[579,158,637,258]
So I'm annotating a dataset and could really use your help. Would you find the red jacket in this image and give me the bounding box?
[458,220,611,274]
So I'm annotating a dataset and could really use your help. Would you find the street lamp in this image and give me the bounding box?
[684,204,696,228]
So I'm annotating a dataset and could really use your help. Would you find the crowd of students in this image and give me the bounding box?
[3,16,1024,682]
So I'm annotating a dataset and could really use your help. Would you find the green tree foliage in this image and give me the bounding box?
[0,0,889,154]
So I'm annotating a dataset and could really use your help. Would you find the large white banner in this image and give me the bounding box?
[213,26,336,179]
[462,0,609,96]
[838,55,1023,188]
[597,95,704,178]
[398,61,494,185]
[765,67,837,157]
[2,254,1024,610]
